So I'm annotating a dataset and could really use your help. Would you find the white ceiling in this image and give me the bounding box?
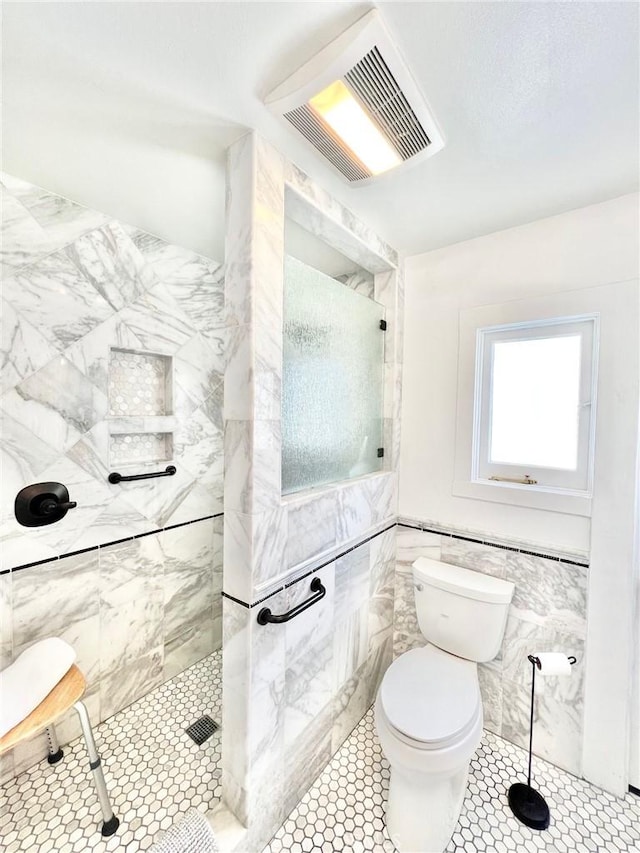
[3,1,638,262]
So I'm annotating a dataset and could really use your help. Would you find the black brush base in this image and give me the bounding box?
[508,782,550,830]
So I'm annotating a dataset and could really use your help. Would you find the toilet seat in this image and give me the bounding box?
[380,645,481,749]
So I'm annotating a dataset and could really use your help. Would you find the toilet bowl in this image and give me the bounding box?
[375,645,483,853]
[375,557,514,853]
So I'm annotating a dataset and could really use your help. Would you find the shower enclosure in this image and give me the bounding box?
[0,171,226,847]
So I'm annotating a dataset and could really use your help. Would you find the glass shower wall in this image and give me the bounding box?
[282,255,385,495]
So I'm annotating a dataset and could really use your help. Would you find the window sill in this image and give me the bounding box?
[452,478,592,517]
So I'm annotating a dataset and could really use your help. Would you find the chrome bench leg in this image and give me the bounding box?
[45,725,63,764]
[73,700,120,837]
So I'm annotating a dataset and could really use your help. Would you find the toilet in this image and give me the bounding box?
[375,557,515,853]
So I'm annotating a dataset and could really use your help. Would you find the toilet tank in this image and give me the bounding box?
[412,557,514,662]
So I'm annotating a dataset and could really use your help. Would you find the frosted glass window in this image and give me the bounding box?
[474,316,597,493]
[282,255,384,495]
[490,336,581,469]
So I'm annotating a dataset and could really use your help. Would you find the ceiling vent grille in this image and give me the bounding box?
[345,47,431,161]
[284,104,372,182]
[266,10,445,186]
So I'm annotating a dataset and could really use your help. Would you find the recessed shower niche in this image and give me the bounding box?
[107,347,175,467]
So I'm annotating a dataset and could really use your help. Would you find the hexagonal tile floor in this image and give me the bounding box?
[3,664,639,853]
[0,650,222,853]
[264,709,640,853]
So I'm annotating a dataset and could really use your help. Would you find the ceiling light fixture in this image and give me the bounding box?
[308,80,402,175]
[265,10,445,186]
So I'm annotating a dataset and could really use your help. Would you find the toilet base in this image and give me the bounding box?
[386,762,470,853]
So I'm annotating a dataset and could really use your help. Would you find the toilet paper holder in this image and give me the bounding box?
[529,653,577,668]
[509,652,577,831]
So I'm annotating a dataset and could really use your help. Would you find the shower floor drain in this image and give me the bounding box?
[185,715,219,745]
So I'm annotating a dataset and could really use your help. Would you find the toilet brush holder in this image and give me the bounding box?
[508,653,576,831]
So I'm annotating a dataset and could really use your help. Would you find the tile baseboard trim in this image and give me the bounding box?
[397,516,590,568]
[2,512,224,576]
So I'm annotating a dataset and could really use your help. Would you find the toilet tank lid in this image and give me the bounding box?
[412,557,515,604]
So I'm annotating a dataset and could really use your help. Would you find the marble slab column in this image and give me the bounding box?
[224,133,286,605]
[222,133,287,839]
[222,133,403,850]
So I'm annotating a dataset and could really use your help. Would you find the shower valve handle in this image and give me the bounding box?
[15,482,77,527]
[40,498,77,515]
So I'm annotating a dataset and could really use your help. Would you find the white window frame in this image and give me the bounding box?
[472,314,599,497]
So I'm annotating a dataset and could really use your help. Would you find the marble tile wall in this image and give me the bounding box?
[1,172,225,570]
[0,515,223,784]
[223,134,402,603]
[0,173,225,781]
[222,133,403,850]
[394,523,589,778]
[221,525,396,848]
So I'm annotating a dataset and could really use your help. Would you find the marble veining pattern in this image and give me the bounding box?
[285,492,338,569]
[174,331,224,408]
[6,249,115,352]
[1,173,108,266]
[222,530,396,852]
[65,222,153,311]
[0,172,225,569]
[393,525,588,778]
[334,545,370,624]
[66,315,147,397]
[0,515,223,785]
[335,480,375,543]
[0,299,59,394]
[284,170,398,272]
[124,224,225,333]
[117,282,196,356]
[333,604,369,688]
[0,410,60,514]
[3,355,109,453]
[222,133,402,849]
